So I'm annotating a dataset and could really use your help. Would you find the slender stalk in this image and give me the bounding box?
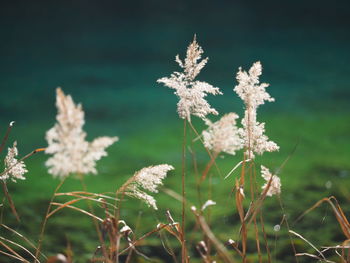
[192,210,235,263]
[260,211,271,263]
[238,154,247,263]
[188,121,222,178]
[189,130,202,208]
[278,196,299,263]
[1,181,20,222]
[206,172,213,256]
[181,119,187,263]
[249,162,262,263]
[201,151,219,182]
[78,174,110,262]
[0,121,15,154]
[34,177,66,262]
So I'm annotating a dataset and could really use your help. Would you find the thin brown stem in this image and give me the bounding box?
[206,172,213,256]
[78,174,110,262]
[238,154,247,263]
[0,121,15,154]
[34,177,66,262]
[1,181,20,222]
[278,196,299,263]
[189,131,202,208]
[181,119,187,263]
[192,210,235,263]
[260,211,271,263]
[201,151,219,182]
[1,148,45,224]
[187,121,222,178]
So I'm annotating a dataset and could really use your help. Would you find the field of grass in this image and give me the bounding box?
[1,110,349,262]
[1,2,349,260]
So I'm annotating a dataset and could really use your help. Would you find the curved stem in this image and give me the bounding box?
[34,177,66,262]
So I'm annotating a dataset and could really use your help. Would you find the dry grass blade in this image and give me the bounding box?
[194,212,235,263]
[1,224,43,258]
[34,177,66,262]
[50,202,103,222]
[0,249,28,261]
[295,196,350,239]
[157,223,182,243]
[289,230,328,261]
[322,245,350,249]
[162,188,183,202]
[188,121,222,178]
[158,229,179,263]
[0,239,29,262]
[295,253,336,263]
[55,191,118,202]
[224,159,252,180]
[54,193,118,210]
[47,198,85,218]
[201,152,218,182]
[117,224,170,256]
[0,236,37,260]
[1,180,20,222]
[196,241,211,263]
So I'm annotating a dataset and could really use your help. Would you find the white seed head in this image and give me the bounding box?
[158,37,222,121]
[1,141,27,182]
[202,113,243,155]
[124,164,174,210]
[234,62,279,158]
[45,88,118,178]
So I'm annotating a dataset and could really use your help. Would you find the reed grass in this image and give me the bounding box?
[0,37,349,263]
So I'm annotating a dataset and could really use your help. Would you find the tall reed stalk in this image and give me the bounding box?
[181,119,188,263]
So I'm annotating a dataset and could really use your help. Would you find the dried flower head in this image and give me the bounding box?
[234,61,279,158]
[1,141,27,182]
[157,36,222,121]
[202,113,243,155]
[122,164,174,210]
[261,165,281,196]
[45,88,118,178]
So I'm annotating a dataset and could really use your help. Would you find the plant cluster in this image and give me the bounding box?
[0,37,348,263]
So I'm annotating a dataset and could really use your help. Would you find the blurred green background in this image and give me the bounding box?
[0,0,349,262]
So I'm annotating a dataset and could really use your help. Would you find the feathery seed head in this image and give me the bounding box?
[123,164,174,210]
[234,62,279,158]
[45,88,118,178]
[202,113,244,155]
[158,36,222,121]
[1,141,27,182]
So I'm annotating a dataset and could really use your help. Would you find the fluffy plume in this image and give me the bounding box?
[261,165,281,196]
[202,113,243,155]
[157,36,222,121]
[122,164,174,210]
[1,141,27,182]
[45,88,118,178]
[234,61,279,158]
